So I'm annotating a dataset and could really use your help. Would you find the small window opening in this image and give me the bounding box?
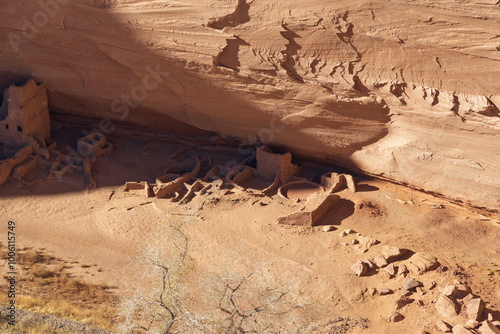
[5,124,8,130]
[17,126,22,133]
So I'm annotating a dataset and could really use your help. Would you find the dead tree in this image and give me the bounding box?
[119,223,317,334]
[118,222,194,334]
[193,255,316,334]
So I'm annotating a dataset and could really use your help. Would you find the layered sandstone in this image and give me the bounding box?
[1,0,499,208]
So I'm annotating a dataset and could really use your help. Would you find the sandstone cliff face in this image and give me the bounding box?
[1,0,499,209]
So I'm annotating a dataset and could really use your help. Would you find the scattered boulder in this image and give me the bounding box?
[479,320,500,334]
[322,225,336,232]
[442,285,458,296]
[399,253,439,274]
[363,260,375,271]
[379,287,392,296]
[339,229,355,237]
[396,296,414,309]
[452,324,475,334]
[398,263,408,275]
[371,254,388,268]
[385,263,397,276]
[381,246,408,262]
[401,289,413,297]
[436,320,453,332]
[465,320,479,329]
[387,311,404,322]
[467,298,484,321]
[435,294,460,318]
[379,270,392,281]
[356,235,378,253]
[351,261,368,277]
[403,278,421,291]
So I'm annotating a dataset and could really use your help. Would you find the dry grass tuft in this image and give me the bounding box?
[0,246,118,331]
[31,264,54,278]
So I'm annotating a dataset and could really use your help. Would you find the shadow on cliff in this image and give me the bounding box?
[0,0,390,197]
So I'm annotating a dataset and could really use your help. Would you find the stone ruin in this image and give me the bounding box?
[125,145,358,227]
[77,132,113,158]
[0,80,113,189]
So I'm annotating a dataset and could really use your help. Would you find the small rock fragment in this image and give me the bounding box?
[403,278,421,290]
[341,242,348,247]
[419,331,431,334]
[371,254,388,268]
[387,311,404,322]
[435,294,460,318]
[401,289,413,297]
[379,271,392,281]
[479,320,500,334]
[452,324,474,334]
[436,320,452,332]
[356,235,378,253]
[351,238,359,245]
[399,253,439,274]
[442,285,457,296]
[398,264,408,275]
[467,298,484,321]
[396,296,414,309]
[339,229,354,237]
[379,287,392,296]
[465,320,479,329]
[381,246,407,262]
[322,225,335,232]
[351,261,368,277]
[385,263,396,276]
[363,260,375,270]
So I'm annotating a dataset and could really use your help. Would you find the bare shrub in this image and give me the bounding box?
[118,220,319,334]
[189,255,317,334]
[31,264,54,278]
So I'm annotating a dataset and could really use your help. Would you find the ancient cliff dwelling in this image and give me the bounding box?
[0,1,499,333]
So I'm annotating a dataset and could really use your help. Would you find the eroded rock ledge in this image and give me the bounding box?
[1,0,499,209]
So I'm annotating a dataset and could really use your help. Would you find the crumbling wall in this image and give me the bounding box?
[0,146,32,185]
[13,156,38,179]
[77,132,113,158]
[276,194,341,226]
[256,146,297,183]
